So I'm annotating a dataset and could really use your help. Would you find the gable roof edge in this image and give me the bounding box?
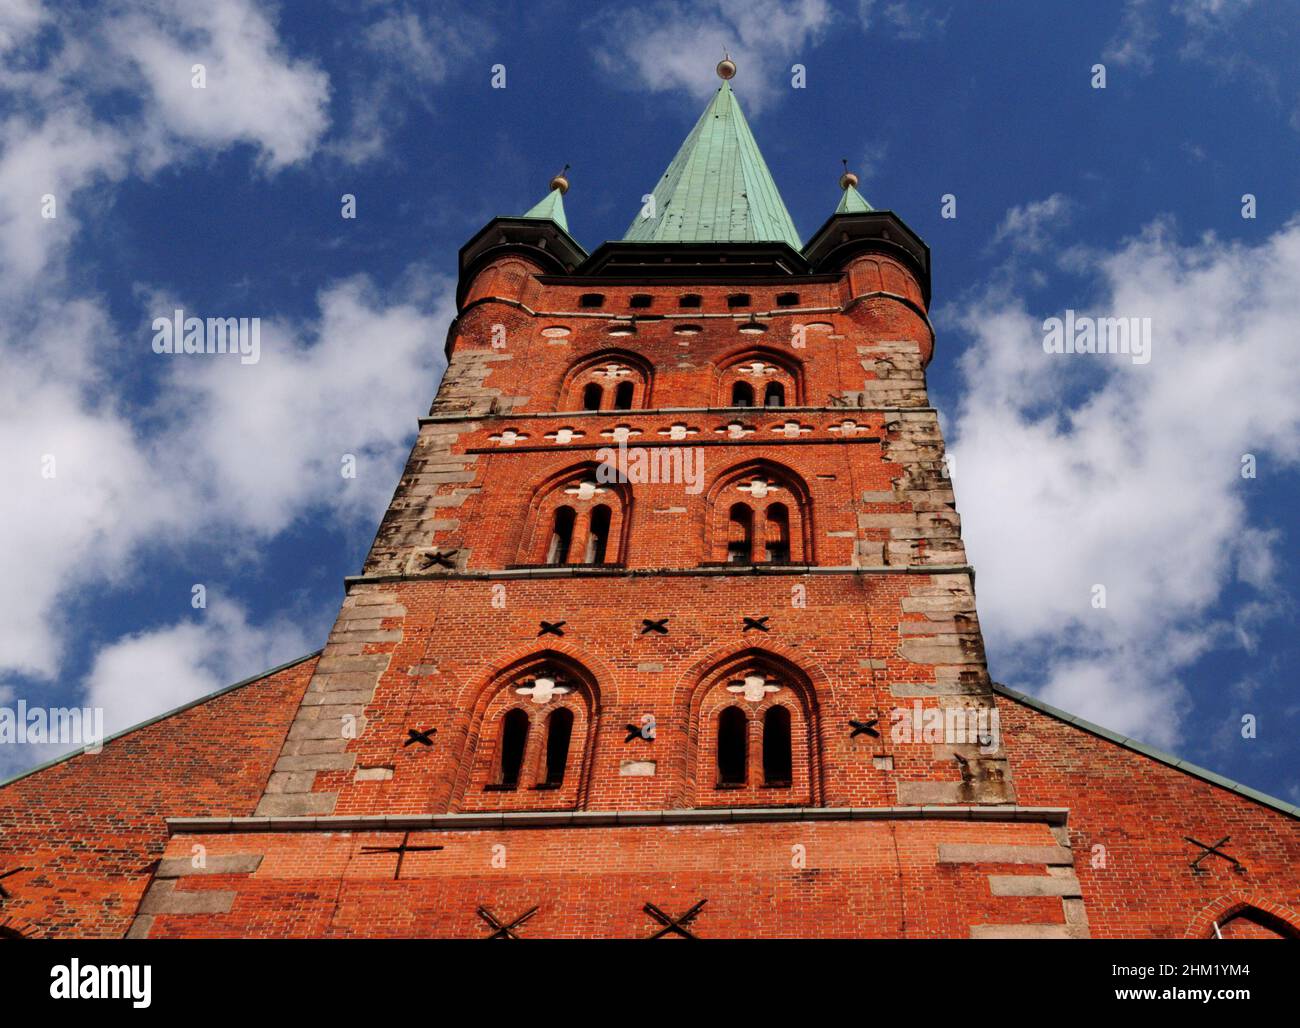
[993,681,1300,820]
[0,649,323,790]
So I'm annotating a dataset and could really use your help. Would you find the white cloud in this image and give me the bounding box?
[948,217,1300,747]
[0,0,45,51]
[104,1,330,170]
[858,1,949,40]
[83,600,310,737]
[991,193,1074,255]
[1103,0,1159,73]
[589,0,833,112]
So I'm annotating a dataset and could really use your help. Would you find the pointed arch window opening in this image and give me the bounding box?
[731,381,755,407]
[764,503,791,565]
[763,381,785,408]
[585,504,612,564]
[762,705,793,787]
[727,503,753,564]
[538,707,574,789]
[497,708,530,789]
[582,383,603,411]
[613,380,635,410]
[717,706,748,786]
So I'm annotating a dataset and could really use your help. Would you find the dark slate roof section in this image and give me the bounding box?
[0,650,323,789]
[993,681,1300,820]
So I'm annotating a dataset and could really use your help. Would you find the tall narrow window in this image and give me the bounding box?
[586,504,611,564]
[717,707,748,785]
[763,382,785,407]
[499,708,530,788]
[542,708,574,786]
[727,503,753,564]
[547,506,576,565]
[731,381,754,407]
[762,706,792,786]
[614,380,634,410]
[764,503,790,564]
[582,383,603,410]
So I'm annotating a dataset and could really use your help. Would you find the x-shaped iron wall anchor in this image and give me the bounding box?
[538,620,566,637]
[478,905,539,939]
[1186,835,1246,874]
[421,549,458,569]
[0,868,25,900]
[849,718,879,739]
[644,899,707,939]
[624,723,652,743]
[641,618,669,635]
[403,727,437,747]
[359,833,444,880]
[742,616,770,633]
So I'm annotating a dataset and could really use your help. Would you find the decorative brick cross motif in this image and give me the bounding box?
[600,425,642,443]
[715,421,755,439]
[489,429,528,446]
[771,420,812,439]
[658,423,699,440]
[737,477,781,499]
[545,427,584,444]
[591,363,632,379]
[829,419,868,436]
[849,718,879,738]
[564,480,608,500]
[403,726,437,747]
[736,360,779,376]
[515,674,571,704]
[726,673,781,703]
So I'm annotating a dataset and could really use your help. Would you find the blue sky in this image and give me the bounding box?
[2,0,1298,804]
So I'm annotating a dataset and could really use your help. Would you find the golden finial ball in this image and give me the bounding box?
[549,173,570,194]
[839,170,859,190]
[716,57,736,80]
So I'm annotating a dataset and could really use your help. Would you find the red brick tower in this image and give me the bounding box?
[5,66,1297,941]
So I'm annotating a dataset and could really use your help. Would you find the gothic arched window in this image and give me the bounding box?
[614,380,635,410]
[763,381,785,407]
[717,707,748,786]
[717,349,801,408]
[546,506,576,565]
[586,504,611,563]
[498,708,530,788]
[562,351,652,411]
[731,381,755,407]
[543,707,574,787]
[762,705,793,786]
[582,383,603,410]
[727,503,753,564]
[706,463,811,566]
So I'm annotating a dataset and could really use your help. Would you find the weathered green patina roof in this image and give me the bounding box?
[521,186,569,233]
[623,81,800,248]
[835,182,874,214]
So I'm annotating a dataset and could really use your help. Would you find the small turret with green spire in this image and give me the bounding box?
[520,165,571,232]
[835,161,873,214]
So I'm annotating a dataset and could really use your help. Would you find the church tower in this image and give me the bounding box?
[11,62,1295,944]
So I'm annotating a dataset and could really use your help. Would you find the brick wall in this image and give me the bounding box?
[0,655,317,938]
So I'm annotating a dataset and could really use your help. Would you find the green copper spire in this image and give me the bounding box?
[623,78,800,248]
[835,183,874,214]
[521,168,571,232]
[835,164,873,214]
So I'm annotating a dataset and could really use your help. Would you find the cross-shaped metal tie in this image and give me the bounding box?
[742,616,770,633]
[538,620,566,637]
[360,833,444,880]
[403,727,437,747]
[1186,835,1245,874]
[421,549,458,569]
[641,618,668,635]
[849,718,879,738]
[477,905,539,939]
[644,899,707,939]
